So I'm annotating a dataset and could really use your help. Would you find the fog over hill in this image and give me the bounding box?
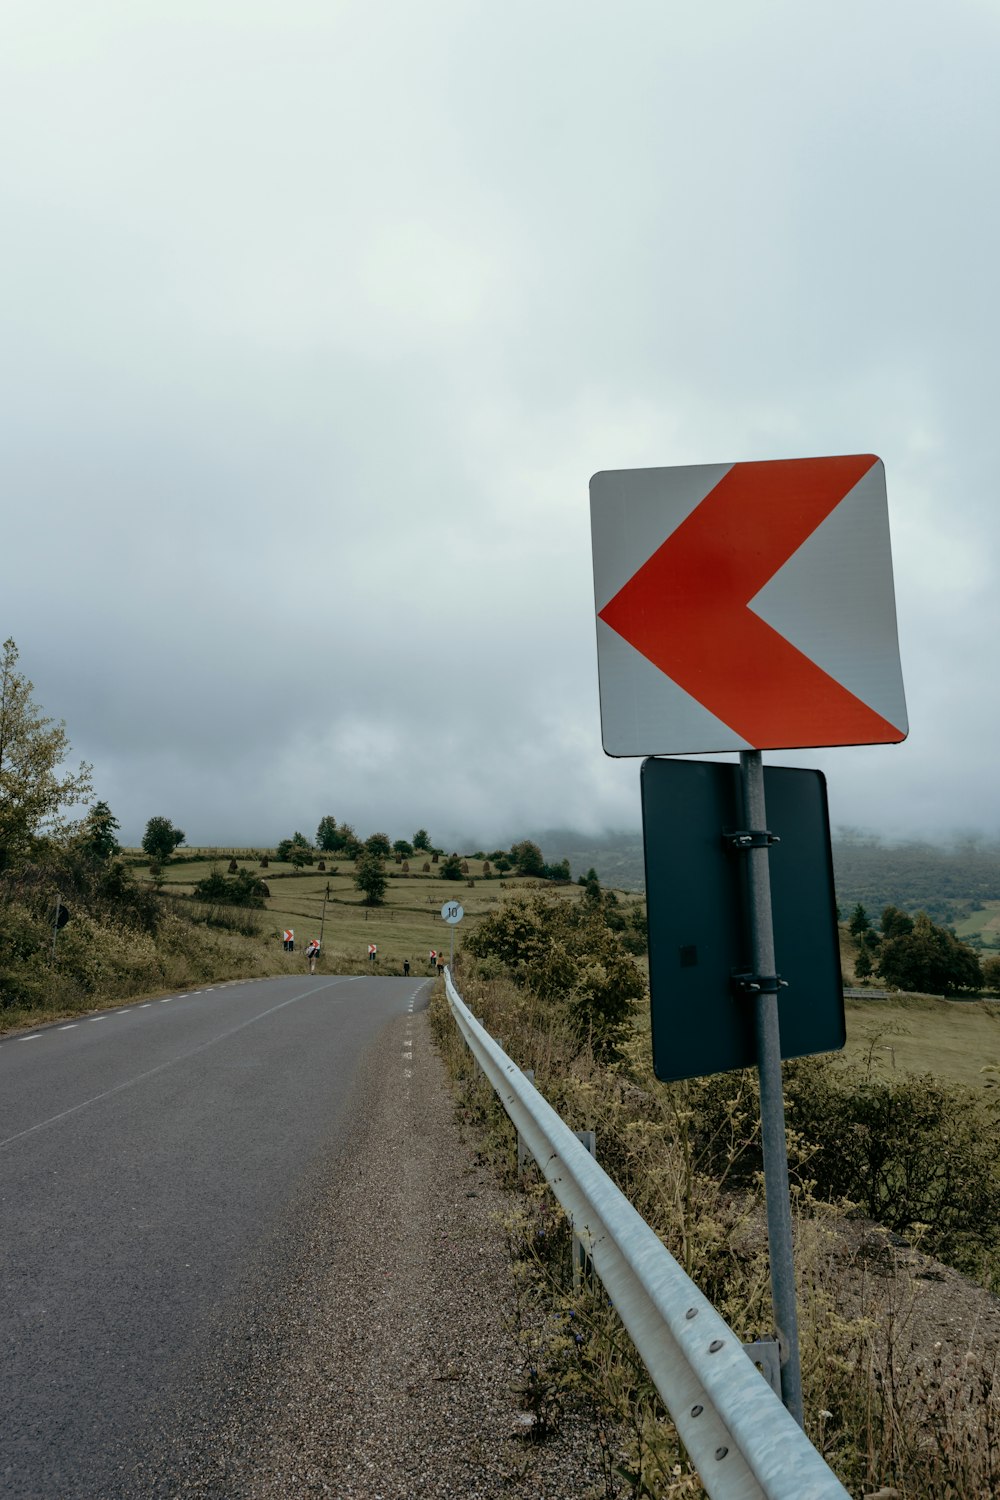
[533,827,1000,923]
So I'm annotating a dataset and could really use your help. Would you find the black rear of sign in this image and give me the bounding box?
[640,757,844,1083]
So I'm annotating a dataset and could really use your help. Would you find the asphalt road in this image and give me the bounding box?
[0,973,430,1498]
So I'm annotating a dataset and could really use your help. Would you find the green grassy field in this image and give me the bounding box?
[954,900,1000,949]
[129,851,605,976]
[127,849,1000,1091]
[842,992,1000,1088]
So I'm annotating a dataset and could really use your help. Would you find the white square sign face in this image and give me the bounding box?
[590,454,907,756]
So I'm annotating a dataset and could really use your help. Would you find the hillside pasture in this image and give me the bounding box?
[844,992,1000,1088]
[954,899,1000,950]
[123,851,597,976]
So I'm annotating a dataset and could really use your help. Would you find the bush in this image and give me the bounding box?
[784,1059,1000,1278]
[464,895,644,1048]
[191,867,268,908]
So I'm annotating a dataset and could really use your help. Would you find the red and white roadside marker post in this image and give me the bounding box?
[591,454,908,1424]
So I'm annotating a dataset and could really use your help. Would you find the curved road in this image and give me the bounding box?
[0,973,430,1497]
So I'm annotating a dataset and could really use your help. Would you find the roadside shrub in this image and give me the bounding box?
[783,1059,1000,1281]
[191,867,268,908]
[0,900,55,1007]
[464,895,644,1050]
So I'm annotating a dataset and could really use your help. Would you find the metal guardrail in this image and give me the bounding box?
[445,970,850,1500]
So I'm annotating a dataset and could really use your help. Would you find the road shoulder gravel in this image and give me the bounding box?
[133,1000,606,1498]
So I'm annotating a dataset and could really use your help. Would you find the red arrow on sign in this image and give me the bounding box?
[598,455,906,749]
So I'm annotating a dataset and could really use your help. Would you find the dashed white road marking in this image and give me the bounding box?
[19,1034,41,1042]
[160,998,173,1003]
[58,1024,77,1031]
[0,984,325,1151]
[138,1004,151,1009]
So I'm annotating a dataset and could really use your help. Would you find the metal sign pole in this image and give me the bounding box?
[740,749,804,1427]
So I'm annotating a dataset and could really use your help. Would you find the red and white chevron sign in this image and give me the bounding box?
[590,454,908,755]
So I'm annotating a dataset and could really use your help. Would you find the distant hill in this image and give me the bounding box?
[536,827,1000,923]
[536,828,645,891]
[829,836,1000,925]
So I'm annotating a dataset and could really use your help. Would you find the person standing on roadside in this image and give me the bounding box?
[305,938,320,974]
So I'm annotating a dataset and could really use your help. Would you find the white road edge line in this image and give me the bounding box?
[0,980,345,1151]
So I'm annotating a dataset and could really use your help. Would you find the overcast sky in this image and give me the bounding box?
[3,1,998,851]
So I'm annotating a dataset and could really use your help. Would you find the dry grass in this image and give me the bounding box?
[434,971,1000,1498]
[844,992,1000,1089]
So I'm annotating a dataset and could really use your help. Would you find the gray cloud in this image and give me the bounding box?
[3,0,998,850]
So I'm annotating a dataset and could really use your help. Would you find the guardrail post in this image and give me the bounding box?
[517,1070,535,1179]
[742,1338,782,1398]
[572,1130,596,1287]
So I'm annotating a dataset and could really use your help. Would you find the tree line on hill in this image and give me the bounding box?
[832,832,1000,928]
[849,901,999,995]
[174,820,579,909]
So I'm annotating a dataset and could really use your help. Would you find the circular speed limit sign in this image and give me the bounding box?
[440,902,464,925]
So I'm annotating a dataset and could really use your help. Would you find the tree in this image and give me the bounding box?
[338,823,363,858]
[509,839,544,877]
[413,828,431,852]
[881,905,914,940]
[142,816,186,863]
[982,955,1000,994]
[354,848,387,906]
[848,902,873,939]
[440,853,463,881]
[854,946,874,981]
[393,839,413,858]
[79,801,121,863]
[277,833,313,865]
[316,815,339,851]
[0,638,93,872]
[365,831,392,858]
[876,913,982,996]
